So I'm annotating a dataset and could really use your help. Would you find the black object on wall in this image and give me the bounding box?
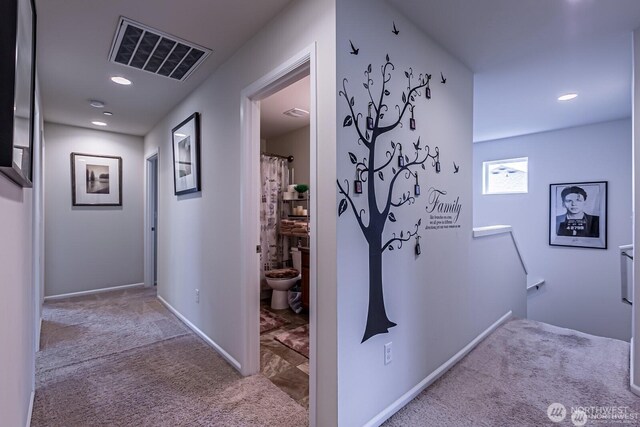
[171,112,202,195]
[338,54,441,343]
[0,0,37,187]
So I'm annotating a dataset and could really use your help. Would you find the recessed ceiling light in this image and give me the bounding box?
[90,100,105,108]
[283,107,309,118]
[103,111,113,116]
[110,76,132,85]
[91,121,107,126]
[558,93,578,101]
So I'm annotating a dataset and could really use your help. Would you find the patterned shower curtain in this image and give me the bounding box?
[260,155,290,286]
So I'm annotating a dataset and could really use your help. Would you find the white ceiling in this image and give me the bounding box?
[36,0,293,136]
[388,0,640,142]
[260,75,310,140]
[37,0,640,142]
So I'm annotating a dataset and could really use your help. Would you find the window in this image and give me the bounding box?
[482,157,528,195]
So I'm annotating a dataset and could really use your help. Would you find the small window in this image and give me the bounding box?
[482,157,528,195]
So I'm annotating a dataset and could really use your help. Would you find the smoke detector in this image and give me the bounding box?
[108,17,212,82]
[283,108,309,118]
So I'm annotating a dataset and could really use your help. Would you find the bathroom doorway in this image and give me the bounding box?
[240,46,317,421]
[258,74,311,409]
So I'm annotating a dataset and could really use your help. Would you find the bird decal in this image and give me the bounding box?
[453,162,459,173]
[413,137,422,151]
[440,72,447,84]
[349,40,359,55]
[392,22,399,35]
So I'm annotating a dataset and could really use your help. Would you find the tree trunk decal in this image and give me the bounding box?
[338,55,441,343]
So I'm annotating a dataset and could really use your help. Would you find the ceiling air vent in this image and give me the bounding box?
[283,108,309,118]
[108,17,212,82]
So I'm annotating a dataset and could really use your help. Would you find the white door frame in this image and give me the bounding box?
[144,150,159,288]
[240,44,318,424]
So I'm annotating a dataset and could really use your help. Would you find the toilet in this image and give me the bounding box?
[265,267,301,310]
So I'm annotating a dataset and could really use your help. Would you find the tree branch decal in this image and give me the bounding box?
[338,54,441,342]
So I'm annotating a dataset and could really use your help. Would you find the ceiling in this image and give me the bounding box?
[36,0,640,142]
[260,75,310,140]
[389,0,640,142]
[36,0,293,136]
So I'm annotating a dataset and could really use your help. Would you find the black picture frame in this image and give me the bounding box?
[172,112,201,195]
[0,0,37,187]
[549,181,607,249]
[71,153,123,206]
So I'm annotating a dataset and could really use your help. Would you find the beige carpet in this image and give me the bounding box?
[32,287,308,427]
[385,318,640,426]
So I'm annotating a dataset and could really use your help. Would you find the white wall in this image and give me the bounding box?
[474,119,632,341]
[335,0,519,424]
[0,172,34,427]
[265,125,310,186]
[632,27,640,392]
[44,123,144,296]
[0,84,43,427]
[470,232,527,322]
[143,0,337,424]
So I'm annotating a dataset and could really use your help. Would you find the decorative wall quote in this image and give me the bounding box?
[425,187,462,230]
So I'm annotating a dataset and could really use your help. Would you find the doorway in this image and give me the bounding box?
[145,153,158,287]
[240,45,318,421]
[259,74,311,408]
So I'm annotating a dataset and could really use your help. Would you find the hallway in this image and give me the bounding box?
[32,287,307,426]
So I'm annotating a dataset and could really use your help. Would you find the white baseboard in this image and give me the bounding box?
[364,311,513,427]
[630,338,640,396]
[157,295,242,371]
[26,390,34,427]
[44,283,144,301]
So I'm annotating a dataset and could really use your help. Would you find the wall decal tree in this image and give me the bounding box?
[338,54,441,342]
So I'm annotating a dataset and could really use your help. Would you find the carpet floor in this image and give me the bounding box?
[32,287,308,427]
[384,318,640,426]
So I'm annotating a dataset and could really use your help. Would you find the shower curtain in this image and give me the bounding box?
[260,155,290,288]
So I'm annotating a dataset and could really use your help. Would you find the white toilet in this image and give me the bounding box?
[265,268,301,310]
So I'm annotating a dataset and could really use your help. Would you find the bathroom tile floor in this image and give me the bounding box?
[260,300,309,410]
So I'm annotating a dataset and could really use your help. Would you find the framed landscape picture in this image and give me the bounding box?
[549,181,607,249]
[172,112,201,195]
[71,153,122,206]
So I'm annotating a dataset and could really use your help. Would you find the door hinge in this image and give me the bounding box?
[256,245,261,254]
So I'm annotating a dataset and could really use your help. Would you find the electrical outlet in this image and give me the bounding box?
[195,289,199,303]
[384,342,392,365]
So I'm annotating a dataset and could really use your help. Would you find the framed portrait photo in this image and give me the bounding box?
[549,181,607,249]
[71,153,122,206]
[172,112,201,195]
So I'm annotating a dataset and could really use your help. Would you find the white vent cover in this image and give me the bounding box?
[283,108,309,118]
[108,17,212,82]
